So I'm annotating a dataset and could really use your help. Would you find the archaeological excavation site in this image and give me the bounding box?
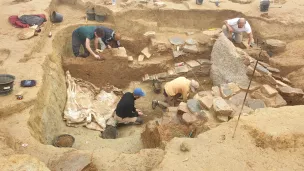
[0,0,303,170]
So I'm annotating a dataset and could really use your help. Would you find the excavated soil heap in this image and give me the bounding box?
[63,57,166,89]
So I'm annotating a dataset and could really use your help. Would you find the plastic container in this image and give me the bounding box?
[51,11,63,23]
[86,8,95,21]
[0,74,15,95]
[260,0,270,12]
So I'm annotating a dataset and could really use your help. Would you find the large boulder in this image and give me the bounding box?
[210,33,249,86]
[265,39,286,54]
[278,86,304,105]
[287,67,304,90]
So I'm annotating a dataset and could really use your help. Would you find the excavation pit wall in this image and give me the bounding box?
[0,1,299,168]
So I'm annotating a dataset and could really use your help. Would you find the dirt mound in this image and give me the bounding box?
[63,57,166,89]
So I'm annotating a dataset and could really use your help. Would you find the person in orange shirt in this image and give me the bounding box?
[152,77,199,109]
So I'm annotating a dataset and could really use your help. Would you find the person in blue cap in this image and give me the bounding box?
[114,88,145,125]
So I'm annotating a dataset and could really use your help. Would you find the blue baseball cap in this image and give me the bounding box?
[133,88,145,97]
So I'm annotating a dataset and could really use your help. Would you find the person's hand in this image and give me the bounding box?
[107,45,112,49]
[138,111,144,116]
[94,54,101,59]
[228,26,233,33]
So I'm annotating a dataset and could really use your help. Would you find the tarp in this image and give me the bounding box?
[64,71,120,131]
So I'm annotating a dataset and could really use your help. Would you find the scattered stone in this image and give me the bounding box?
[255,64,271,75]
[246,49,270,63]
[182,113,198,124]
[196,59,212,65]
[251,89,287,107]
[52,151,91,171]
[228,91,251,106]
[141,47,152,58]
[265,39,287,53]
[272,73,282,80]
[247,66,262,77]
[243,56,251,66]
[186,60,200,68]
[111,47,128,57]
[212,86,221,97]
[185,38,197,45]
[238,81,260,91]
[263,74,277,85]
[278,87,304,98]
[213,97,233,116]
[156,72,168,79]
[258,61,270,68]
[169,37,184,45]
[202,28,221,37]
[187,99,202,114]
[195,65,211,76]
[210,33,249,86]
[144,31,156,38]
[138,54,144,62]
[173,51,186,58]
[281,77,291,85]
[167,69,176,75]
[177,102,191,115]
[198,95,213,110]
[260,84,278,97]
[266,67,280,73]
[154,1,166,7]
[220,83,241,98]
[186,31,195,36]
[217,115,229,122]
[175,65,189,74]
[198,91,213,97]
[180,141,191,152]
[245,99,266,110]
[128,56,133,62]
[183,45,198,53]
[276,80,291,88]
[3,154,50,171]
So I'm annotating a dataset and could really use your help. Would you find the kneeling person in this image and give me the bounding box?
[114,88,145,125]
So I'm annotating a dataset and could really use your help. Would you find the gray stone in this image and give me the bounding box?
[255,63,271,75]
[251,89,287,108]
[173,51,186,58]
[213,97,233,116]
[196,59,212,65]
[175,65,189,74]
[247,66,262,77]
[210,33,249,86]
[185,38,197,45]
[183,45,198,53]
[169,37,184,45]
[229,91,251,106]
[263,74,277,85]
[265,39,287,53]
[186,60,200,68]
[276,80,291,87]
[177,102,191,115]
[220,83,241,98]
[245,99,266,110]
[180,141,191,152]
[278,87,304,98]
[156,72,168,79]
[182,113,198,124]
[238,81,260,91]
[266,67,280,73]
[260,84,278,97]
[212,86,221,97]
[187,99,202,114]
[198,95,213,110]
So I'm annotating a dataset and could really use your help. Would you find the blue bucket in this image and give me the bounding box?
[51,11,63,23]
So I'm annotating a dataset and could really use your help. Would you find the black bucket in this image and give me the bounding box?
[51,11,63,23]
[95,13,106,22]
[86,8,95,21]
[0,74,15,95]
[260,0,270,12]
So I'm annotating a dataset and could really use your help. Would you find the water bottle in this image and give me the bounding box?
[112,0,116,5]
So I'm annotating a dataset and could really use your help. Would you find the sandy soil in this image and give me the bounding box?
[0,0,304,170]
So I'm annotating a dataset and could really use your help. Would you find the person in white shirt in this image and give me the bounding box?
[222,18,254,46]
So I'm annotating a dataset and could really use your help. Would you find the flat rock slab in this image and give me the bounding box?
[185,38,197,45]
[278,86,304,98]
[266,67,280,73]
[186,60,200,68]
[169,37,184,45]
[196,59,212,65]
[183,45,198,53]
[177,102,191,115]
[182,113,198,124]
[213,97,233,116]
[144,31,156,38]
[141,47,152,58]
[52,151,91,171]
[212,86,221,97]
[255,64,271,75]
[245,99,266,110]
[198,95,213,110]
[173,51,186,58]
[238,81,260,91]
[229,91,251,106]
[265,39,287,53]
[260,84,278,97]
[187,99,202,114]
[220,83,241,98]
[175,65,189,74]
[251,89,287,108]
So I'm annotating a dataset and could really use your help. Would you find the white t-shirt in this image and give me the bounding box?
[226,18,252,34]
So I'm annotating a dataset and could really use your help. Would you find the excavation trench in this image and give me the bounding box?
[24,1,304,156]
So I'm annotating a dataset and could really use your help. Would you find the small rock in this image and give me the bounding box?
[187,99,202,114]
[202,28,221,37]
[247,66,262,77]
[198,95,213,110]
[185,38,197,45]
[260,84,278,97]
[177,102,191,115]
[281,77,291,84]
[138,54,144,62]
[128,56,133,62]
[265,39,287,53]
[175,65,189,74]
[182,113,198,124]
[217,115,229,122]
[154,1,166,7]
[263,74,277,85]
[186,31,195,36]
[173,51,186,58]
[141,47,152,58]
[183,45,198,53]
[144,31,156,38]
[266,67,280,73]
[180,141,191,152]
[255,64,271,75]
[198,91,213,97]
[276,79,290,87]
[238,81,260,91]
[220,83,241,98]
[258,61,270,68]
[213,97,233,116]
[196,59,212,65]
[228,91,251,106]
[212,86,221,97]
[186,60,200,68]
[278,87,304,98]
[251,89,287,107]
[245,99,266,110]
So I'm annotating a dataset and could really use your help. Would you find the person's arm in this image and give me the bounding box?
[224,20,234,33]
[247,32,254,46]
[85,38,100,59]
[94,37,99,50]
